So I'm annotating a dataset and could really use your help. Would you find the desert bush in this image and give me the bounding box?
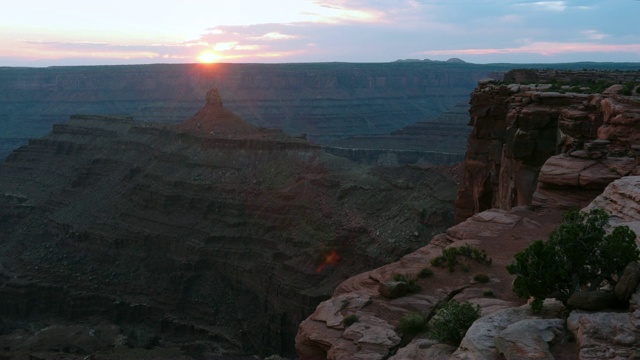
[429,300,481,346]
[431,244,492,272]
[482,288,495,297]
[393,273,421,293]
[507,208,639,312]
[418,267,434,278]
[473,273,490,283]
[399,313,427,336]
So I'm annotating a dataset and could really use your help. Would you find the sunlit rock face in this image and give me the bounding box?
[456,69,640,222]
[0,90,459,358]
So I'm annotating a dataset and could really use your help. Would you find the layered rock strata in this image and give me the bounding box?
[0,62,499,161]
[456,70,640,222]
[0,90,458,358]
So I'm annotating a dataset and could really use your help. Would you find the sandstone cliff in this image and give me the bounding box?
[296,69,640,360]
[0,90,459,358]
[456,70,640,222]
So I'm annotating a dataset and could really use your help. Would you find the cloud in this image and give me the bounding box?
[252,32,297,41]
[515,1,566,11]
[582,30,607,41]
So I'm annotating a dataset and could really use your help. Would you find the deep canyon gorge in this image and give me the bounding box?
[0,63,639,359]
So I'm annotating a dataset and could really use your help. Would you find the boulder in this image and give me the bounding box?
[615,262,640,301]
[378,281,408,299]
[451,299,565,360]
[567,311,639,360]
[567,290,618,311]
[494,318,565,360]
[310,293,372,329]
[630,284,640,312]
[388,338,455,360]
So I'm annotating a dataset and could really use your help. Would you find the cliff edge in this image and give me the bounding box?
[456,70,640,221]
[296,69,640,360]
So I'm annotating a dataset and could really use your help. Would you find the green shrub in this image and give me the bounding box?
[473,273,490,283]
[482,288,495,297]
[431,256,446,267]
[399,313,427,336]
[393,273,421,293]
[429,300,481,346]
[507,209,639,312]
[431,244,492,272]
[343,314,358,327]
[418,267,434,278]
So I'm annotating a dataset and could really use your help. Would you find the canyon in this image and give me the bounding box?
[1,64,640,359]
[0,88,459,358]
[3,62,638,162]
[0,62,495,162]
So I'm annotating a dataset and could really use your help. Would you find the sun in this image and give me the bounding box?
[198,52,220,64]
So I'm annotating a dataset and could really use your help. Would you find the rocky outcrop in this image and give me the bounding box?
[0,90,460,358]
[584,176,640,242]
[532,154,638,210]
[453,300,565,360]
[456,70,640,222]
[176,88,258,136]
[567,311,640,360]
[295,207,563,359]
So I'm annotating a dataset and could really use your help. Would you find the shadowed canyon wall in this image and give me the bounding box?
[0,93,459,358]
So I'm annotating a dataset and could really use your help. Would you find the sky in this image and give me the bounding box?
[1,0,639,67]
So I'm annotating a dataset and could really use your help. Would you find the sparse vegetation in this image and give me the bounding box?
[429,300,481,346]
[399,313,427,336]
[418,267,434,278]
[431,244,492,272]
[622,82,637,96]
[343,314,359,327]
[473,273,490,283]
[507,209,639,312]
[482,288,495,297]
[393,273,421,293]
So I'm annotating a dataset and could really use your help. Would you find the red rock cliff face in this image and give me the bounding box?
[456,70,640,222]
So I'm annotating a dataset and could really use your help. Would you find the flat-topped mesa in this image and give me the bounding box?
[176,88,258,136]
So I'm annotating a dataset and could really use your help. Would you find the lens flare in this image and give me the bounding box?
[316,250,341,273]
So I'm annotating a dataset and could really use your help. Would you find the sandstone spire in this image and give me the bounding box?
[176,88,256,136]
